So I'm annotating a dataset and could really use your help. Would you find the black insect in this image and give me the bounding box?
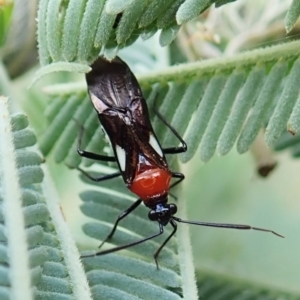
[78,56,283,267]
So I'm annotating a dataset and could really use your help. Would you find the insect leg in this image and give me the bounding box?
[153,219,177,269]
[153,107,187,154]
[76,167,121,182]
[170,172,185,189]
[98,198,143,249]
[169,172,185,200]
[81,223,164,259]
[74,118,116,162]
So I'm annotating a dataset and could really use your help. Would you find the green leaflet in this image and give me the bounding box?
[37,0,252,66]
[265,58,300,146]
[285,0,300,33]
[0,99,91,300]
[217,66,265,156]
[176,0,211,25]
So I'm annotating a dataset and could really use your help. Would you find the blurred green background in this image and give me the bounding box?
[183,150,300,293]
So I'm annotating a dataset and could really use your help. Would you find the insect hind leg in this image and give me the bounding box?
[153,107,187,154]
[170,172,185,188]
[169,172,185,200]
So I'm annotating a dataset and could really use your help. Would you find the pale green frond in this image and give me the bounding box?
[36,0,240,67]
[273,130,300,159]
[176,0,211,25]
[78,183,197,299]
[29,63,91,87]
[285,0,300,33]
[0,98,91,300]
[3,1,300,300]
[139,41,300,162]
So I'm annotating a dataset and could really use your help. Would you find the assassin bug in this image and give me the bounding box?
[78,56,283,267]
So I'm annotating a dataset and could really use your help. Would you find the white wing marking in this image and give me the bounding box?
[149,134,163,157]
[116,145,126,171]
[90,92,108,113]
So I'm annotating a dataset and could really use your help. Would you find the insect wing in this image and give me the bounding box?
[129,98,166,165]
[98,111,138,185]
[99,109,167,186]
[86,56,168,186]
[86,56,143,112]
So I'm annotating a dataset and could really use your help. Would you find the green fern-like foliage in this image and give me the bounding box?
[41,40,300,166]
[35,0,300,69]
[0,97,92,300]
[285,0,300,32]
[37,0,237,67]
[1,0,300,299]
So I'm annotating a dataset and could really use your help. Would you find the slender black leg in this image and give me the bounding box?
[77,166,121,182]
[169,172,185,200]
[153,107,187,154]
[172,217,284,238]
[153,219,177,269]
[98,199,143,249]
[74,118,116,162]
[81,223,164,258]
[170,172,185,189]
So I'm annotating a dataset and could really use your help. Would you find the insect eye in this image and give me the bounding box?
[169,204,177,215]
[148,210,157,221]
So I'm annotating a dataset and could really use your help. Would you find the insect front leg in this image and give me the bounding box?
[76,167,121,182]
[74,118,116,162]
[153,108,187,154]
[98,198,143,249]
[153,219,177,269]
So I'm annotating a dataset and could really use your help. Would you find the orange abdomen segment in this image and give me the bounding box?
[130,168,172,201]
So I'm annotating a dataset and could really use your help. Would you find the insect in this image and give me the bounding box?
[78,56,283,267]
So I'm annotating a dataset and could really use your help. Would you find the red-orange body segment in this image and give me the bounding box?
[129,155,172,203]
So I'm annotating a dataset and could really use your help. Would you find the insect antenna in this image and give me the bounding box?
[172,217,284,238]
